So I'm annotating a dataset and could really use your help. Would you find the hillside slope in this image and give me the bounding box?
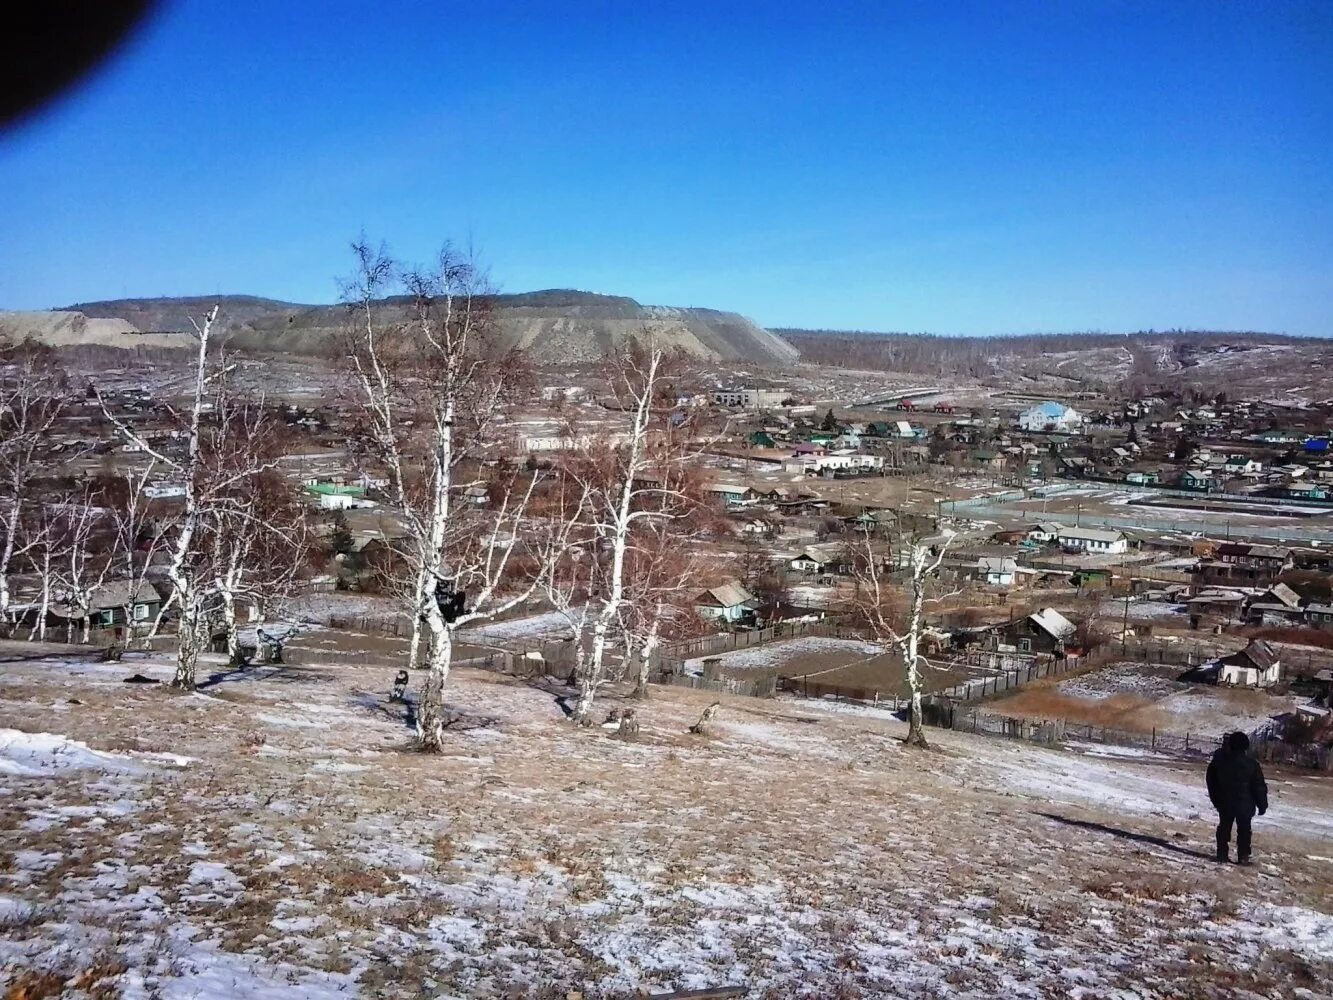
[0,649,1329,997]
[57,291,800,364]
[0,310,192,350]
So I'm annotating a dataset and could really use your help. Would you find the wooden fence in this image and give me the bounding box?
[934,653,1083,702]
[663,618,845,660]
[924,706,1332,770]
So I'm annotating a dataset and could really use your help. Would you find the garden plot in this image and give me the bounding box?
[988,660,1316,740]
[458,607,586,645]
[683,636,887,676]
[1098,598,1188,622]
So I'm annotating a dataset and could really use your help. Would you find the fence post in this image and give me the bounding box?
[1184,733,1190,752]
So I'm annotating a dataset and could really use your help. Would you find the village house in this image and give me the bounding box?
[694,581,758,625]
[1182,640,1282,689]
[1244,583,1305,627]
[1195,543,1295,588]
[704,483,755,507]
[975,556,1018,587]
[789,543,850,576]
[1056,526,1129,555]
[1025,521,1066,544]
[995,607,1077,655]
[306,482,376,510]
[1017,402,1084,434]
[17,580,163,641]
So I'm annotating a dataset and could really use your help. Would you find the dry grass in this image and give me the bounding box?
[0,652,1329,998]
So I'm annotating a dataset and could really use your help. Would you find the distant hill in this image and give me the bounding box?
[43,291,799,365]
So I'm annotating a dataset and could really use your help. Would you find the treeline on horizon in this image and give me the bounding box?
[776,328,1308,376]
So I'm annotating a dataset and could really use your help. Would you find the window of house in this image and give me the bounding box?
[1018,638,1032,652]
[133,603,150,621]
[97,610,114,627]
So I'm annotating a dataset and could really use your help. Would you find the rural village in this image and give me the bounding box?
[1,4,1330,994]
[1,289,1332,997]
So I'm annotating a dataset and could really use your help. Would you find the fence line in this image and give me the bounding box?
[923,706,1331,771]
[662,618,847,660]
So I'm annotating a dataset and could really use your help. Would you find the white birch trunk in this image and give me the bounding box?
[415,397,455,751]
[571,349,659,723]
[0,495,19,629]
[633,619,661,699]
[221,590,239,664]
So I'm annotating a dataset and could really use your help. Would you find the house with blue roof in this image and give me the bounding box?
[1016,401,1084,434]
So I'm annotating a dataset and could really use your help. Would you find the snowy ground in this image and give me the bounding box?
[0,652,1330,998]
[990,661,1319,741]
[683,635,886,676]
[1098,599,1188,622]
[458,607,589,645]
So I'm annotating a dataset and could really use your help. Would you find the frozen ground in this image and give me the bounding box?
[992,661,1319,740]
[0,651,1330,998]
[1098,599,1187,622]
[1059,663,1190,701]
[683,635,886,676]
[458,606,589,645]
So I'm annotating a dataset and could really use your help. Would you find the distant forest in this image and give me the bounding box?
[775,328,1304,378]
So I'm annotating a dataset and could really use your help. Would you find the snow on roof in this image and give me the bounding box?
[795,543,845,562]
[700,581,756,608]
[1028,607,1077,639]
[1057,526,1126,543]
[1024,401,1079,419]
[977,557,1017,573]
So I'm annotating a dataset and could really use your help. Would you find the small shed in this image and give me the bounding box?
[1218,640,1281,688]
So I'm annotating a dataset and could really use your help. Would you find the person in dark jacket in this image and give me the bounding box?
[1206,731,1269,864]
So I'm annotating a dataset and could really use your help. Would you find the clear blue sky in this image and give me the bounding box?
[1,1,1330,335]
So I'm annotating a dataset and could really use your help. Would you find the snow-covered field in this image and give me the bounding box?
[684,635,886,676]
[458,607,586,645]
[0,651,1330,998]
[992,661,1317,739]
[1059,663,1190,702]
[1098,598,1187,622]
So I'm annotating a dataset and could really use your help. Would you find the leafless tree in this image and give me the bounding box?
[99,464,176,651]
[850,529,957,747]
[556,342,710,723]
[0,349,65,633]
[97,308,280,689]
[52,487,113,644]
[344,239,569,751]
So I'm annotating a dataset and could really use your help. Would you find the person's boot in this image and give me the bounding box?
[1215,847,1229,863]
[1235,855,1253,866]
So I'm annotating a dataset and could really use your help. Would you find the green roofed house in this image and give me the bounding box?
[306,481,375,510]
[748,430,776,448]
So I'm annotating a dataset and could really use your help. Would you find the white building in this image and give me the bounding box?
[522,432,631,452]
[1217,641,1281,688]
[710,387,789,410]
[976,557,1017,586]
[795,451,885,475]
[1017,401,1084,433]
[1056,526,1128,555]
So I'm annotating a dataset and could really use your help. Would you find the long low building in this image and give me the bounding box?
[1056,526,1129,554]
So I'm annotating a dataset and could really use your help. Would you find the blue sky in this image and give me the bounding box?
[1,1,1330,335]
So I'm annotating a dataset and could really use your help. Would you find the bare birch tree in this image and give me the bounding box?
[52,488,113,644]
[558,343,704,723]
[0,349,64,633]
[344,239,567,751]
[851,529,957,747]
[99,463,176,653]
[97,308,279,689]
